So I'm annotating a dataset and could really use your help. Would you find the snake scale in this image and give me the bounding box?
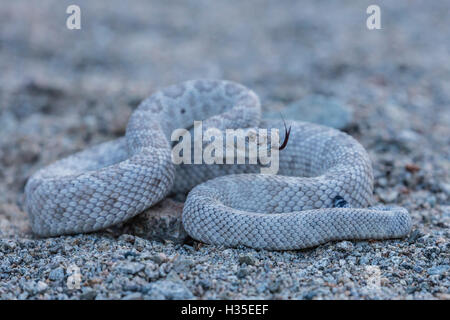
[25,79,411,250]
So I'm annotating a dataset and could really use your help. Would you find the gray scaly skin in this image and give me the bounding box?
[25,79,411,249]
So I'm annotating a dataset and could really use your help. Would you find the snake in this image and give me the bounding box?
[25,79,411,250]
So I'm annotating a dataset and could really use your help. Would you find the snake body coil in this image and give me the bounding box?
[25,80,411,249]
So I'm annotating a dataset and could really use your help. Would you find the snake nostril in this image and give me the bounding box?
[333,195,348,208]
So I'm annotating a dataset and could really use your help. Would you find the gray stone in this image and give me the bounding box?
[236,267,249,279]
[173,257,194,274]
[336,241,354,252]
[115,262,145,275]
[49,267,65,281]
[440,182,450,195]
[238,254,256,266]
[263,95,353,129]
[149,253,168,265]
[144,264,159,281]
[427,265,449,276]
[36,281,48,293]
[121,199,189,244]
[198,279,211,290]
[22,280,48,294]
[268,280,282,293]
[118,234,135,244]
[122,292,143,300]
[407,230,423,244]
[303,291,318,300]
[413,266,423,273]
[378,190,399,203]
[144,280,194,300]
[80,289,97,300]
[0,240,17,253]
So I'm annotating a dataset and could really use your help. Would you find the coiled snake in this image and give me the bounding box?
[25,80,411,250]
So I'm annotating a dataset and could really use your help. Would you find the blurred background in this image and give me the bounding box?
[0,0,448,236]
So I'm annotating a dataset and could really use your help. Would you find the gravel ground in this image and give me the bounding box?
[0,0,449,300]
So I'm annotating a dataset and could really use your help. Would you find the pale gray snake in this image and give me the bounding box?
[25,79,411,250]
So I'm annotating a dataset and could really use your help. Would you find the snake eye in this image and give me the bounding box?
[180,108,186,114]
[333,196,348,208]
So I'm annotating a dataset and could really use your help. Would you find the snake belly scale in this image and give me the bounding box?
[25,79,411,250]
